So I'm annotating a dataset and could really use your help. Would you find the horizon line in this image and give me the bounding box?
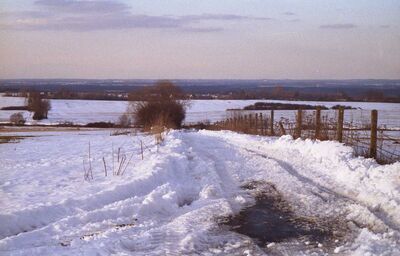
[1,78,400,81]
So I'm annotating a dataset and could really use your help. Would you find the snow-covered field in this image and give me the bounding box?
[1,95,400,128]
[0,129,399,255]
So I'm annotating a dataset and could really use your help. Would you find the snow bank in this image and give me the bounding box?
[0,129,399,255]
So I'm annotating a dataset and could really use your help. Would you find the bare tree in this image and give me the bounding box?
[118,113,132,128]
[26,91,51,120]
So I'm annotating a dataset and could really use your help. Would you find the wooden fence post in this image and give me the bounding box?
[279,121,286,135]
[270,110,274,136]
[259,113,264,135]
[255,113,259,134]
[315,107,321,140]
[370,109,378,159]
[336,107,344,142]
[295,109,302,139]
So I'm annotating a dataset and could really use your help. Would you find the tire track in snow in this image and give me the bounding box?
[117,133,252,255]
[0,136,201,251]
[180,132,243,205]
[180,132,358,254]
[181,132,352,216]
[245,148,357,201]
[0,172,167,240]
[188,131,400,234]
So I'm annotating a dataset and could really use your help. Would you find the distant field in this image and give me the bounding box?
[1,94,399,129]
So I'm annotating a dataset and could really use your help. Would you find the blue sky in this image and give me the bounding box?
[0,0,399,79]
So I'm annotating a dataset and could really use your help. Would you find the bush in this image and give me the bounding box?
[1,106,29,111]
[134,101,186,129]
[131,81,187,130]
[331,104,356,110]
[85,122,115,128]
[9,112,26,125]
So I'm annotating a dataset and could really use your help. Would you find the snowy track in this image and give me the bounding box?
[239,144,400,233]
[0,130,399,255]
[215,133,400,232]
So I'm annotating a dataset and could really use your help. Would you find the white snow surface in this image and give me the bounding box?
[1,95,400,128]
[0,130,399,255]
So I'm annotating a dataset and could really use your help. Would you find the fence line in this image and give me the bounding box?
[210,108,399,164]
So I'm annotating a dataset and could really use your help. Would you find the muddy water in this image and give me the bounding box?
[222,181,349,254]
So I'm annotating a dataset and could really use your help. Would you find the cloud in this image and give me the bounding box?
[182,13,271,22]
[319,23,357,29]
[1,13,269,31]
[0,1,271,33]
[0,11,50,19]
[4,14,183,31]
[380,25,390,29]
[180,27,224,33]
[282,12,296,16]
[35,0,129,14]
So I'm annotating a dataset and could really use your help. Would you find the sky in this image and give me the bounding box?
[0,0,399,79]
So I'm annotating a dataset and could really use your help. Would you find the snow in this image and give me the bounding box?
[0,96,25,109]
[1,95,400,129]
[0,129,399,255]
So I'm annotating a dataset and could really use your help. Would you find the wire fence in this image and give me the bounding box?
[208,108,400,164]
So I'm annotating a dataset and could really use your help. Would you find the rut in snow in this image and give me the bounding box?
[182,132,353,250]
[181,131,399,254]
[239,146,400,233]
